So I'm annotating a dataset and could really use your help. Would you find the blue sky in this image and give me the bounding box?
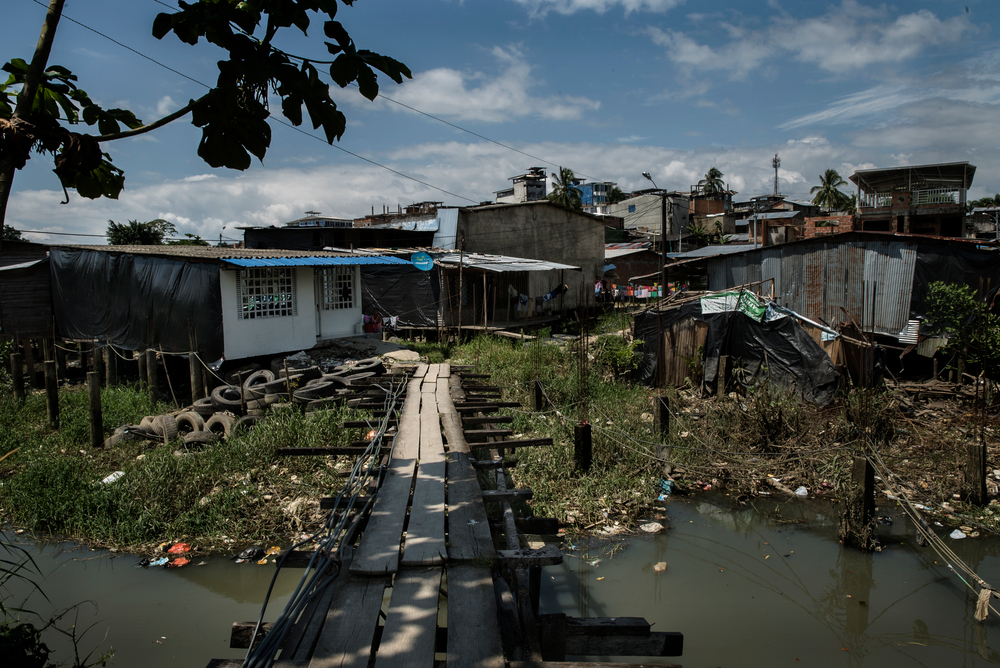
[5,0,999,243]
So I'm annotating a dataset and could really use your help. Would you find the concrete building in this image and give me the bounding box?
[494,167,548,204]
[849,162,975,237]
[608,191,690,252]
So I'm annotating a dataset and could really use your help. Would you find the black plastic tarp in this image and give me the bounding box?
[360,266,439,328]
[911,241,1000,317]
[50,249,224,360]
[634,300,842,406]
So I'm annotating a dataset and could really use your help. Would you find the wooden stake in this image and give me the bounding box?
[87,371,103,448]
[24,339,38,388]
[146,349,159,405]
[10,353,24,402]
[654,395,671,477]
[839,455,876,551]
[44,360,58,428]
[137,349,147,387]
[574,422,592,473]
[189,325,204,403]
[717,355,728,399]
[104,344,117,386]
[531,380,544,411]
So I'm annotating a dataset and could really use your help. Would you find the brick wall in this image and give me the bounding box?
[804,214,853,238]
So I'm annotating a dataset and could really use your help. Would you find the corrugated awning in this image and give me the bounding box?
[222,256,412,268]
[433,252,579,272]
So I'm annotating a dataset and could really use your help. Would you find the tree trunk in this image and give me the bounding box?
[0,0,66,244]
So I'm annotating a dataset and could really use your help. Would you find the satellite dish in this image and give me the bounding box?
[410,252,433,271]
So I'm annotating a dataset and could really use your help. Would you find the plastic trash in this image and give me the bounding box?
[640,522,664,533]
[167,542,191,554]
[136,558,150,568]
[167,557,190,568]
[794,486,808,497]
[658,478,675,495]
[950,529,967,540]
[101,471,125,484]
[653,562,667,573]
[235,546,265,563]
[149,557,169,567]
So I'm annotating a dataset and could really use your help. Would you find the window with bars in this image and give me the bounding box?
[237,267,297,319]
[318,266,356,310]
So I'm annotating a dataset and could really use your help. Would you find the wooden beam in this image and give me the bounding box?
[483,438,553,450]
[482,489,533,503]
[231,621,275,649]
[207,661,307,668]
[462,415,513,425]
[463,428,514,438]
[455,404,502,414]
[469,458,513,470]
[564,632,684,658]
[276,446,369,457]
[496,545,563,567]
[456,401,521,409]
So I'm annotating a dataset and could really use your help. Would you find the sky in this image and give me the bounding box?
[4,0,1000,244]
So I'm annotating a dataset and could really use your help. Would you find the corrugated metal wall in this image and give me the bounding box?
[708,239,917,336]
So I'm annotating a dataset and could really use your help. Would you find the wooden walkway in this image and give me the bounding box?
[212,362,683,668]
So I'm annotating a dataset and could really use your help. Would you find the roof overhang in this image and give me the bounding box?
[222,256,412,268]
[849,162,976,192]
[432,252,579,273]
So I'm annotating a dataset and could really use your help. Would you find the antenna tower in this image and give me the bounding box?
[772,154,780,196]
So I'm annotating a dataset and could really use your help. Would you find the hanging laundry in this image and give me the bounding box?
[508,284,519,299]
[541,284,569,303]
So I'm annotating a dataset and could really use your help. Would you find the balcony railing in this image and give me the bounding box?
[859,188,962,210]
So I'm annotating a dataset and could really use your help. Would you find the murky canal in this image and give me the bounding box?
[7,494,1000,666]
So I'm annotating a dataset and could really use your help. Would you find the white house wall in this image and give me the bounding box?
[220,266,318,360]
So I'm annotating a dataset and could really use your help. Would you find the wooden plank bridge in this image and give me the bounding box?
[209,363,683,668]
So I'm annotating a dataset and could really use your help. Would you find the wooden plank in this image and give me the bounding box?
[374,567,443,668]
[286,579,341,661]
[464,429,514,438]
[277,447,369,457]
[447,565,504,668]
[564,617,650,636]
[413,364,428,379]
[483,438,553,450]
[438,363,450,379]
[456,401,520,408]
[509,662,680,668]
[445,451,496,562]
[208,661,306,668]
[462,415,514,425]
[308,576,389,668]
[496,545,563,567]
[351,456,415,575]
[482,489,533,502]
[437,376,469,455]
[469,458,507,470]
[564,632,684,657]
[343,419,397,428]
[455,404,501,414]
[401,390,446,566]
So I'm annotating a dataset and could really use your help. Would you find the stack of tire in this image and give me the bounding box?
[102,356,390,448]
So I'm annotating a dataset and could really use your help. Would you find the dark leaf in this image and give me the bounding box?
[355,65,378,100]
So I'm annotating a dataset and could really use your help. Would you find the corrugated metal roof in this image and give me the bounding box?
[707,237,918,336]
[223,256,411,268]
[735,211,802,224]
[606,247,653,259]
[433,252,579,272]
[667,244,756,259]
[0,257,48,272]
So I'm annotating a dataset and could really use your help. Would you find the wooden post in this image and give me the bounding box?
[91,344,104,385]
[717,355,728,399]
[24,339,38,388]
[41,338,52,363]
[839,455,876,551]
[54,341,67,381]
[44,360,58,428]
[146,349,159,405]
[104,345,117,386]
[10,353,24,402]
[574,421,592,473]
[654,395,671,477]
[137,349,148,387]
[87,371,103,448]
[189,352,203,404]
[532,380,544,411]
[966,438,987,506]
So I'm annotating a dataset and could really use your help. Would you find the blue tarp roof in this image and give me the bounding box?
[222,256,412,268]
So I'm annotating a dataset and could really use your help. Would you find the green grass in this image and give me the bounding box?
[0,385,375,552]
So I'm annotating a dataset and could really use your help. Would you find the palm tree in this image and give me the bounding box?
[547,167,583,210]
[810,169,850,212]
[698,167,725,195]
[606,186,628,205]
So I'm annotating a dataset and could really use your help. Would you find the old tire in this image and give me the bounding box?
[242,369,275,400]
[293,380,339,401]
[182,430,219,447]
[153,415,179,443]
[350,358,386,375]
[192,397,216,418]
[211,385,244,414]
[204,413,236,437]
[175,411,205,434]
[232,415,264,434]
[278,365,321,381]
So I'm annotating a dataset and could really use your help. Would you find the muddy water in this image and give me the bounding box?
[543,496,1000,666]
[7,495,1000,667]
[1,535,300,667]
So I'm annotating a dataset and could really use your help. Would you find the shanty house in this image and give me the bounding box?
[49,246,411,361]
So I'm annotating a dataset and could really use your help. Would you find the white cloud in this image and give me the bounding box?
[359,46,600,123]
[510,0,682,19]
[156,96,178,117]
[651,1,974,79]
